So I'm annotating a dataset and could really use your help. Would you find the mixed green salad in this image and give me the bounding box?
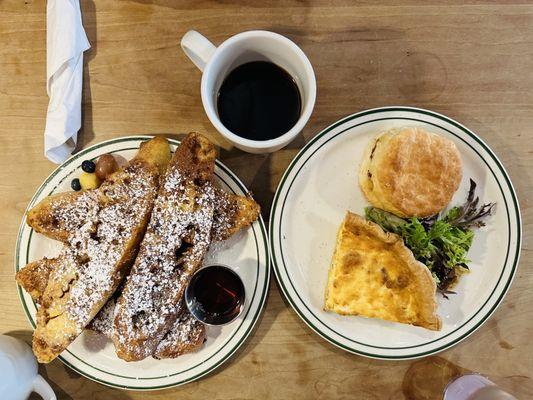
[365,179,495,295]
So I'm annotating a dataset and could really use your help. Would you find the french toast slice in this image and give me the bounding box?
[113,132,218,361]
[88,298,206,359]
[153,190,259,358]
[16,137,171,363]
[25,137,171,244]
[16,258,56,304]
[27,191,89,243]
[212,188,260,241]
[87,189,260,358]
[153,300,206,359]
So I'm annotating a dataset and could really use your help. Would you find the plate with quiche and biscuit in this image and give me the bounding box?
[15,134,270,389]
[270,106,521,359]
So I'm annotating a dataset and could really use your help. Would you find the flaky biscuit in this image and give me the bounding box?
[359,127,462,217]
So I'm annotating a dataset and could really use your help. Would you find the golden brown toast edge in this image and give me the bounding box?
[26,137,171,242]
[212,189,260,241]
[16,258,56,304]
[27,191,88,243]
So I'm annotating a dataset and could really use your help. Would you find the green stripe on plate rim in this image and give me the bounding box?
[269,106,521,360]
[280,117,511,348]
[14,136,271,390]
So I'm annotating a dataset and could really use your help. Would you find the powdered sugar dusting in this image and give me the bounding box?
[113,164,215,360]
[210,189,233,242]
[88,298,115,338]
[89,187,237,355]
[40,161,158,338]
[153,300,205,358]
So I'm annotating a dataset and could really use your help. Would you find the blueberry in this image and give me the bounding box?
[71,178,82,191]
[81,160,96,173]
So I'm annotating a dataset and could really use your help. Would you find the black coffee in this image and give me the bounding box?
[217,61,301,141]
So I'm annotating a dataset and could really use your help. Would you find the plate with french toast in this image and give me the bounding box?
[15,134,270,389]
[270,107,521,359]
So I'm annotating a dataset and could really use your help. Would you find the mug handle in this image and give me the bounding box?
[180,30,217,72]
[32,374,56,400]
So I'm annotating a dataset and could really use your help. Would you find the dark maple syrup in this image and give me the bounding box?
[217,61,302,141]
[185,265,245,325]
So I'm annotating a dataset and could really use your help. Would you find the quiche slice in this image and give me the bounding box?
[324,212,441,331]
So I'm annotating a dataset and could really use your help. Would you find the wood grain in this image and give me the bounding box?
[1,1,532,399]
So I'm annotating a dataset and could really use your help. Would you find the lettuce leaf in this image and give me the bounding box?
[364,179,494,292]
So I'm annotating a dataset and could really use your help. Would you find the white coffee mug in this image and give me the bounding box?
[181,30,316,153]
[0,335,56,400]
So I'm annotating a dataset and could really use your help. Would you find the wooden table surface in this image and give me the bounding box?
[1,1,532,399]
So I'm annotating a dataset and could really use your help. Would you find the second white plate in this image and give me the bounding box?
[269,107,521,359]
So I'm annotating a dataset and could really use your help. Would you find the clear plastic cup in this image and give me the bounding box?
[443,374,518,400]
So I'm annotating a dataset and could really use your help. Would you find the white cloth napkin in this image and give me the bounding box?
[44,0,91,164]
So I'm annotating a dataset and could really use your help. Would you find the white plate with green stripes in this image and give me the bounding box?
[15,136,270,390]
[269,107,521,359]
